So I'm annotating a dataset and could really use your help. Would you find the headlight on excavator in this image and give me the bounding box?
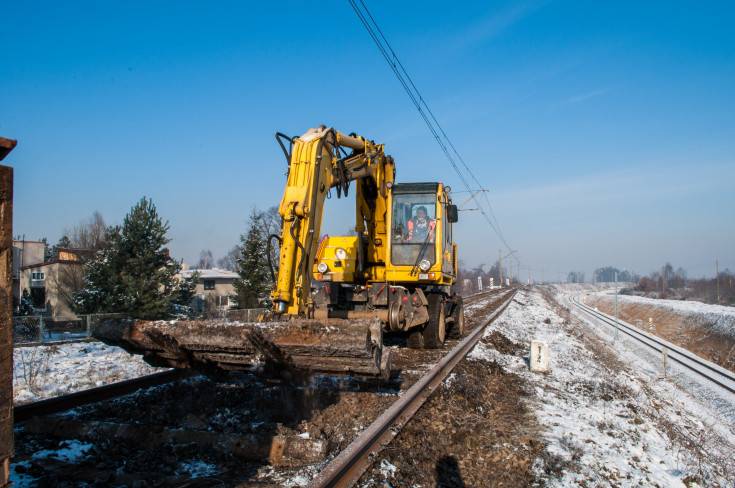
[336,248,347,260]
[317,262,329,273]
[419,259,431,272]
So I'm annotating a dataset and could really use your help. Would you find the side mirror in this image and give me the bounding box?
[446,205,458,223]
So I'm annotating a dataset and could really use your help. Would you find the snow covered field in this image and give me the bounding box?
[469,285,735,487]
[13,341,165,404]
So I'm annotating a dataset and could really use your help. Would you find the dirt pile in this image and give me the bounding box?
[480,330,524,355]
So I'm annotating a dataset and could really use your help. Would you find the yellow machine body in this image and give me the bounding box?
[271,125,461,342]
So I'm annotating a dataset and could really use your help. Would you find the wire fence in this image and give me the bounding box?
[224,308,269,322]
[12,313,124,346]
[12,308,270,346]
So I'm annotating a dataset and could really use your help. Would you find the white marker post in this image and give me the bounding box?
[530,341,549,373]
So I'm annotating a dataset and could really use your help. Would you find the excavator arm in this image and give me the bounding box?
[271,126,394,317]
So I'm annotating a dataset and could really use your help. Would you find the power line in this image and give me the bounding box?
[348,0,513,252]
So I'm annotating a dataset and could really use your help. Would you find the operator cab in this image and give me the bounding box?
[389,183,458,278]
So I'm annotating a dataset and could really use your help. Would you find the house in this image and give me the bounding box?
[178,266,239,312]
[17,248,91,316]
[12,240,45,310]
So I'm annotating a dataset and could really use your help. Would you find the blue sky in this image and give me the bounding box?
[3,1,733,281]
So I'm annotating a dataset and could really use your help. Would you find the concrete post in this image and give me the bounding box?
[530,341,549,372]
[38,315,45,343]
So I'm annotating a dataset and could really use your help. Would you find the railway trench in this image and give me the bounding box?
[11,288,548,487]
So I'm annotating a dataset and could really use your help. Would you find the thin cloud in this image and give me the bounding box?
[552,83,625,109]
[454,0,551,47]
[496,161,734,215]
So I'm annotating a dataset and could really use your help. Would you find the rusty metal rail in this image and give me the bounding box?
[14,369,197,422]
[307,289,518,488]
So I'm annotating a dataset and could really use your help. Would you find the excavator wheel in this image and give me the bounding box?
[422,294,446,349]
[406,330,424,349]
[448,297,465,339]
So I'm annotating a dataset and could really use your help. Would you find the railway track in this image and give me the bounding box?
[15,289,505,421]
[308,288,517,488]
[14,288,518,486]
[569,294,735,396]
[14,369,197,422]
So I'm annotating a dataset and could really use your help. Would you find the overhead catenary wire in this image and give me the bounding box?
[348,0,513,252]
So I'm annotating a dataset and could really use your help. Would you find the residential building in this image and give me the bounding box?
[17,248,90,316]
[12,240,45,308]
[179,266,239,313]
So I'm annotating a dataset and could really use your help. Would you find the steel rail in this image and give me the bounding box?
[307,290,517,488]
[570,294,735,383]
[569,294,735,395]
[14,369,197,422]
[462,287,507,305]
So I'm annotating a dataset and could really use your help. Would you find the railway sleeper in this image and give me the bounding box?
[25,416,328,468]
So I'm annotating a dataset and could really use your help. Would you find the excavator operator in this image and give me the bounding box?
[406,205,435,242]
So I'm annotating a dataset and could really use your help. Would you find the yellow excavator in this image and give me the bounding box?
[95,125,462,379]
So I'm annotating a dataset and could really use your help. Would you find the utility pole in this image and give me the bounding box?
[594,272,599,329]
[528,268,530,285]
[717,260,720,303]
[615,271,619,342]
[517,262,520,284]
[498,249,502,288]
[541,266,544,284]
[509,260,512,285]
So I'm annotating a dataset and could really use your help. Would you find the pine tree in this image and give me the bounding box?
[73,197,190,319]
[234,209,273,309]
[47,235,71,261]
[16,289,37,316]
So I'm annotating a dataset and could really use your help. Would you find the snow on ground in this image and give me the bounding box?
[468,286,735,487]
[596,291,735,340]
[13,341,166,404]
[11,439,94,486]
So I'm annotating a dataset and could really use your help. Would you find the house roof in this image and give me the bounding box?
[20,259,85,271]
[180,268,239,280]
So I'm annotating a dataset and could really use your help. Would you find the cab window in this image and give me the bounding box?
[391,193,437,266]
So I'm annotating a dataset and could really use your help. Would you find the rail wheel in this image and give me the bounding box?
[448,297,464,339]
[422,294,446,349]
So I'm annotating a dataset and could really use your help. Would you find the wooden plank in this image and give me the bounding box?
[0,163,13,483]
[25,417,328,467]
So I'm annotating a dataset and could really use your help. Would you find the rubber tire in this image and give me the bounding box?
[448,298,465,339]
[423,294,446,349]
[407,330,424,349]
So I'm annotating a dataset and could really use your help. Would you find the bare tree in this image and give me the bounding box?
[47,262,86,313]
[216,246,239,272]
[46,212,107,311]
[259,206,281,275]
[64,211,107,251]
[197,249,214,269]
